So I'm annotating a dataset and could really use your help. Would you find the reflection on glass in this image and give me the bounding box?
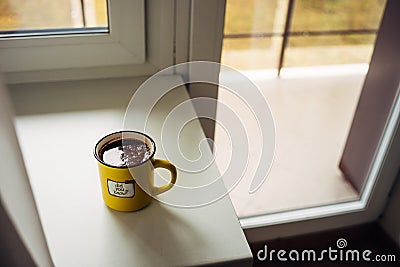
[221,37,282,70]
[290,0,386,31]
[283,34,377,67]
[0,0,108,32]
[224,0,284,34]
[83,0,108,28]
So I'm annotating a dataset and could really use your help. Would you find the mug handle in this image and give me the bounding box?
[151,159,177,195]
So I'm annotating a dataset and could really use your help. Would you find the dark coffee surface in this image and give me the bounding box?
[101,138,151,167]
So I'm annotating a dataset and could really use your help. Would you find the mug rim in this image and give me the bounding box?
[94,130,156,169]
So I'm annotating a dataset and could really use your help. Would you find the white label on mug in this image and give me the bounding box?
[107,179,135,198]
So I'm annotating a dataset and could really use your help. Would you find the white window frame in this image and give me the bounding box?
[0,0,145,71]
[1,0,176,84]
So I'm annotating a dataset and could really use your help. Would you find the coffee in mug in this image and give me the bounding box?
[94,131,177,211]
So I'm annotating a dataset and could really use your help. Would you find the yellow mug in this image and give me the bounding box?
[94,131,177,211]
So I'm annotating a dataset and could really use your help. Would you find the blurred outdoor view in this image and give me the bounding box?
[0,0,107,33]
[218,0,388,217]
[222,0,386,70]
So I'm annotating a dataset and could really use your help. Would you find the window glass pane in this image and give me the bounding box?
[224,0,285,34]
[290,0,386,31]
[83,0,108,28]
[283,34,377,67]
[219,0,388,220]
[0,0,108,33]
[221,37,282,70]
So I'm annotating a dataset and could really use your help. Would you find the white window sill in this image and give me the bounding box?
[12,75,253,267]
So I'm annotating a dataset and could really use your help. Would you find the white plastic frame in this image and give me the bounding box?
[0,0,145,73]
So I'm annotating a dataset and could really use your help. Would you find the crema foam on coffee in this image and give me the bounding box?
[100,138,151,167]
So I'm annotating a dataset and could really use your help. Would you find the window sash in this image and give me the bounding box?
[0,0,145,73]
